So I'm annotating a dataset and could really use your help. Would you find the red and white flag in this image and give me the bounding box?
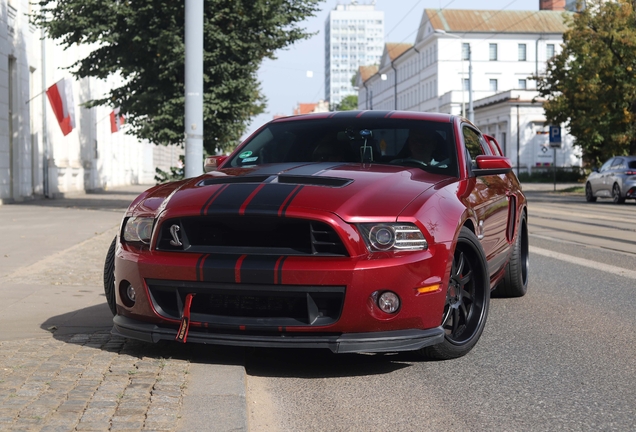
[45,78,76,136]
[110,107,126,133]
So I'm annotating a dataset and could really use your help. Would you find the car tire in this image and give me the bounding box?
[104,236,117,316]
[493,212,528,298]
[419,227,490,360]
[585,183,597,202]
[612,183,625,204]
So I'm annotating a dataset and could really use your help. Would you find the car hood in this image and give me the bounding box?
[133,162,452,222]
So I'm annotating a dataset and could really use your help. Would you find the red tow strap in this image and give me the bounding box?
[176,293,195,343]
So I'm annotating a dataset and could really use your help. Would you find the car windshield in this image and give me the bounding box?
[227,118,458,176]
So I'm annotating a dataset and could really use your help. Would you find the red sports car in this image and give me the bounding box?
[104,111,528,360]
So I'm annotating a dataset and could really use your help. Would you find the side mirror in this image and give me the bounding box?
[204,155,228,173]
[473,155,512,176]
[592,167,599,173]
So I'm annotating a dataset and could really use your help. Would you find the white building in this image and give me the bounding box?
[1,0,179,204]
[356,8,582,172]
[325,1,384,106]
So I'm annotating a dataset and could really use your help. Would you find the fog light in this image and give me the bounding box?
[126,285,137,303]
[378,291,400,314]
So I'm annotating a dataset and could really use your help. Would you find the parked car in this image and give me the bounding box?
[103,111,528,360]
[585,155,636,204]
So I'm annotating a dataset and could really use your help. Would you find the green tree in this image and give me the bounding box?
[34,0,321,154]
[536,0,636,166]
[335,95,358,111]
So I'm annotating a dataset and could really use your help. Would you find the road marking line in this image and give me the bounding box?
[530,207,630,224]
[530,246,636,280]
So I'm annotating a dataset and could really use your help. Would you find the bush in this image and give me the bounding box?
[517,166,586,183]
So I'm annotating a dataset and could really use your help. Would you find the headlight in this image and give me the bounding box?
[358,223,427,252]
[122,216,154,244]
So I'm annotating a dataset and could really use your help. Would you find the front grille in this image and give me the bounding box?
[156,216,348,256]
[147,279,345,327]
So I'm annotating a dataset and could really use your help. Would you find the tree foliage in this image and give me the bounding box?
[34,0,321,154]
[335,95,358,111]
[536,0,636,166]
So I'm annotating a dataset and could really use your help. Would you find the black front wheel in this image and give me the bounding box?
[585,183,597,203]
[612,183,625,204]
[419,227,490,360]
[103,237,117,316]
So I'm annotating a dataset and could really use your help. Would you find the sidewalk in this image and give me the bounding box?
[520,182,583,192]
[0,185,247,432]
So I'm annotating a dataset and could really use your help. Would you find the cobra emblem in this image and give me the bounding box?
[169,224,183,247]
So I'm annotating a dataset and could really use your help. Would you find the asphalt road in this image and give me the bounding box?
[245,188,636,431]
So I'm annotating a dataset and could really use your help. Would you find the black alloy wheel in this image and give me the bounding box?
[104,236,117,316]
[585,183,597,202]
[419,227,489,360]
[612,183,625,204]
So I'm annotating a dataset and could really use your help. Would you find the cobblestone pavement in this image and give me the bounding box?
[0,335,190,432]
[0,187,201,432]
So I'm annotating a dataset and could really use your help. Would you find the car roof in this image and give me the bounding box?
[269,110,455,124]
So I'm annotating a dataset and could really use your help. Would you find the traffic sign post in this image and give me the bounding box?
[549,125,562,191]
[549,125,562,148]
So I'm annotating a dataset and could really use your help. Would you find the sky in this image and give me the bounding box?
[244,0,541,139]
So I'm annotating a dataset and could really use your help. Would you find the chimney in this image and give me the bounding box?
[540,0,565,10]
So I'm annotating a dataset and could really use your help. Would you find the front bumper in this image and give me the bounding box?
[112,315,444,353]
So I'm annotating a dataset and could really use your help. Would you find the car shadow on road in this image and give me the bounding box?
[40,303,418,375]
[40,303,246,366]
[244,347,419,379]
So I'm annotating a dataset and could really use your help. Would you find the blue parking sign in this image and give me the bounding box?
[549,125,562,148]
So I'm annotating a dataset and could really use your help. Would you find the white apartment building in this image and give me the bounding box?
[356,9,583,172]
[1,0,179,204]
[325,1,384,106]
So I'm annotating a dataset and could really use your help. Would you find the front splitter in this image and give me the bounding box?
[112,315,444,354]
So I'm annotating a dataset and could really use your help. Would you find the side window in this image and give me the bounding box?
[600,158,614,172]
[610,158,624,169]
[463,127,486,166]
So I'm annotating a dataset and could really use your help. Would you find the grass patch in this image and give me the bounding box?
[558,186,584,193]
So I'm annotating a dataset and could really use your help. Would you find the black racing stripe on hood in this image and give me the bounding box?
[242,184,299,215]
[279,185,304,217]
[205,183,261,215]
[201,254,241,283]
[200,184,229,216]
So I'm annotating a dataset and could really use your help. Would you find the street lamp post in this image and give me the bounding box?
[435,30,473,122]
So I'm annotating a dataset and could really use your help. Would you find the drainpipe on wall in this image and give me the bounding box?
[391,62,397,111]
[516,104,521,177]
[363,80,369,110]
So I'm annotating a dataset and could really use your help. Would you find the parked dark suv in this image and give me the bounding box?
[585,156,636,203]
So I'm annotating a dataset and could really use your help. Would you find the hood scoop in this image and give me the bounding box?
[277,175,352,188]
[198,174,352,188]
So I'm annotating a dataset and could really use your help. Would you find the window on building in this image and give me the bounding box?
[518,44,527,61]
[489,79,498,92]
[462,43,470,61]
[518,79,527,89]
[489,44,498,61]
[546,44,555,59]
